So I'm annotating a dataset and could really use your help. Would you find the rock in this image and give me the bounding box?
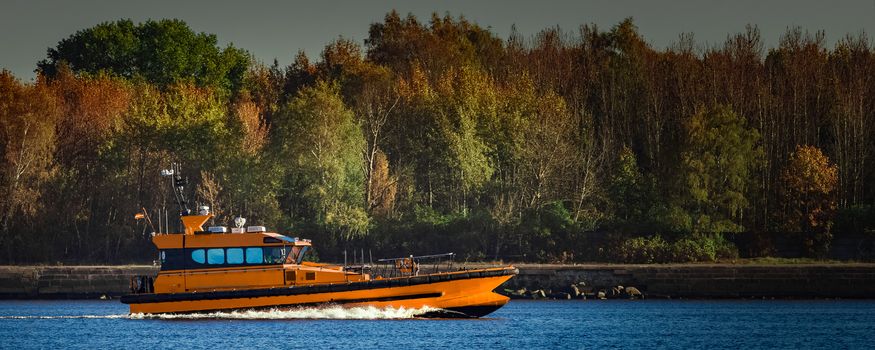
[528,289,546,299]
[625,286,643,299]
[502,288,524,299]
[610,287,622,298]
[548,292,572,300]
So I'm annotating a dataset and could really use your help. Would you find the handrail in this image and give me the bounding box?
[377,252,455,262]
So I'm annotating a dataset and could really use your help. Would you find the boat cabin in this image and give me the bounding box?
[149,214,368,294]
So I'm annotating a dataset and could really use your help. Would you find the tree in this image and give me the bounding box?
[368,149,397,218]
[0,71,60,261]
[38,19,250,94]
[233,98,270,157]
[780,145,839,257]
[274,82,369,243]
[365,11,504,79]
[608,146,647,229]
[828,34,873,208]
[42,67,133,262]
[508,76,576,209]
[675,105,763,233]
[388,64,496,214]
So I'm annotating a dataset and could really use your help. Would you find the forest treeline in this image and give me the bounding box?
[1,13,874,264]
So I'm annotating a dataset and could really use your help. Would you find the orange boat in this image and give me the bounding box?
[121,166,517,317]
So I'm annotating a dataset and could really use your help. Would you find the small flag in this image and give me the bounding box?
[134,212,145,220]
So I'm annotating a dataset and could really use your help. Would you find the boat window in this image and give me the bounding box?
[264,247,287,264]
[245,247,263,264]
[160,249,185,271]
[191,249,205,264]
[207,248,224,264]
[226,248,244,264]
[296,246,310,264]
[289,247,301,263]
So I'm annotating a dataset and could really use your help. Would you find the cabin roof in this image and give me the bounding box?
[152,231,312,249]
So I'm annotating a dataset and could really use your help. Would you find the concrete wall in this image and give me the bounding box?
[0,266,157,298]
[2,264,874,299]
[500,264,875,298]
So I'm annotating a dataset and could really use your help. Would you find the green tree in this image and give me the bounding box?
[674,105,763,233]
[389,64,496,214]
[274,82,369,243]
[608,146,647,230]
[38,19,250,94]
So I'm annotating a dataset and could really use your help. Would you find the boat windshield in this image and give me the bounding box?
[285,246,310,264]
[297,246,310,264]
[264,246,290,264]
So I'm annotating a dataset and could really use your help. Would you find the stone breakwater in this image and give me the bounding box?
[0,266,157,299]
[492,263,875,299]
[1,264,874,299]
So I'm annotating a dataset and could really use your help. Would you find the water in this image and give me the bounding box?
[1,299,874,349]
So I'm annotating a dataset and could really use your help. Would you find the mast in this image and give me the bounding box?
[161,163,190,216]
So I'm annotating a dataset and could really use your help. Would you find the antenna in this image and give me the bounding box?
[161,163,190,215]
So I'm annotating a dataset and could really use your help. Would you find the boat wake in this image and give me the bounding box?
[0,314,130,319]
[1,305,440,320]
[132,305,440,320]
[1,305,446,320]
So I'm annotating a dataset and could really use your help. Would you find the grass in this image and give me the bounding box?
[721,257,847,265]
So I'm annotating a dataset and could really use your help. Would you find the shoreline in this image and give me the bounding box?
[2,263,874,299]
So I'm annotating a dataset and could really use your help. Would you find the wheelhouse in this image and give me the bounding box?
[156,232,312,271]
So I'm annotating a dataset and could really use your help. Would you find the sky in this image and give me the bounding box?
[2,0,875,81]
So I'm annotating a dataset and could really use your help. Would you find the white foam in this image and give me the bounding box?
[0,314,129,319]
[0,305,442,320]
[130,305,439,320]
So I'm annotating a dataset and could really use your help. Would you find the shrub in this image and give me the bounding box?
[618,235,669,263]
[614,233,738,263]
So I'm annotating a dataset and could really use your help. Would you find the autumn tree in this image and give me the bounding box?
[780,145,839,257]
[0,71,60,262]
[365,11,504,79]
[368,150,397,218]
[40,68,133,261]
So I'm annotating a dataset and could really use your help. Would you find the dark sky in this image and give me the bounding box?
[3,0,875,80]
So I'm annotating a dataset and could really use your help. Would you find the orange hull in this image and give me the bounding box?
[124,267,517,317]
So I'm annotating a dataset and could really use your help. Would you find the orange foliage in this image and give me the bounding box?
[780,145,838,256]
[234,99,269,156]
[368,149,397,217]
[0,71,61,228]
[49,67,132,165]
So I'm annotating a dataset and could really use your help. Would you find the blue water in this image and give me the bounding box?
[1,299,874,349]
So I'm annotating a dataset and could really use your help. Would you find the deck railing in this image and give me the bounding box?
[344,253,457,279]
